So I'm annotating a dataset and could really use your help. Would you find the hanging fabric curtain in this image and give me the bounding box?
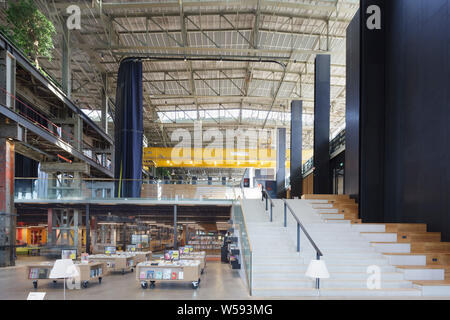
[114,58,143,198]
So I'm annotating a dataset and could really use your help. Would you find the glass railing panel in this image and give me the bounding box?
[232,202,252,295]
[14,178,243,201]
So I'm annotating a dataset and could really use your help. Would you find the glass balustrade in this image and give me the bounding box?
[14,177,244,202]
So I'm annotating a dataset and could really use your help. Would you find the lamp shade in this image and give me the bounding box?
[49,259,79,279]
[305,260,330,279]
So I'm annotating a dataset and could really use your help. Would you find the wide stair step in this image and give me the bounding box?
[240,198,450,297]
[252,271,406,281]
[252,288,421,297]
[253,279,413,289]
[253,264,397,273]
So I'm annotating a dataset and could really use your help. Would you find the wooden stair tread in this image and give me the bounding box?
[370,242,406,244]
[382,252,431,255]
[395,265,450,269]
[413,280,450,286]
[361,232,396,234]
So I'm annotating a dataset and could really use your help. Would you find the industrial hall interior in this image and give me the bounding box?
[0,0,450,300]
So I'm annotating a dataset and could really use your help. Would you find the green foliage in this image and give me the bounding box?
[156,167,171,179]
[3,0,56,65]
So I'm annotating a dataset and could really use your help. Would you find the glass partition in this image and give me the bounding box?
[14,177,242,201]
[232,201,253,295]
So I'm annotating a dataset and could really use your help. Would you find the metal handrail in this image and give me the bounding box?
[261,186,275,222]
[282,199,323,258]
[260,190,324,289]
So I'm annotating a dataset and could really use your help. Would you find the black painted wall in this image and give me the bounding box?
[345,10,360,201]
[350,0,450,240]
[313,55,331,194]
[359,0,387,223]
[384,0,450,239]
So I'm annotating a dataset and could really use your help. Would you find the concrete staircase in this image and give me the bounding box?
[240,197,450,298]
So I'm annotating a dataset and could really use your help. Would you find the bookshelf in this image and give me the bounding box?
[187,233,222,255]
[77,262,107,288]
[180,252,206,274]
[88,253,137,274]
[136,260,201,289]
[26,262,54,289]
[134,251,152,264]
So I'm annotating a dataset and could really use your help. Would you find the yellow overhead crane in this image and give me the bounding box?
[143,147,313,169]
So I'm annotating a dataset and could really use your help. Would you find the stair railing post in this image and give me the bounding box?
[270,203,273,222]
[316,252,320,289]
[283,202,287,227]
[297,222,300,252]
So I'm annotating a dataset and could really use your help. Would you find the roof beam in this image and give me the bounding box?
[50,1,357,15]
[93,45,334,58]
[82,28,346,41]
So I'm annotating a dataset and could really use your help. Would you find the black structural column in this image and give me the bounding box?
[85,204,90,254]
[313,54,331,194]
[276,128,286,197]
[359,0,386,222]
[345,10,360,201]
[290,100,303,198]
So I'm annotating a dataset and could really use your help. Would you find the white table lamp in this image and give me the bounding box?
[305,259,330,279]
[305,259,329,295]
[50,259,79,300]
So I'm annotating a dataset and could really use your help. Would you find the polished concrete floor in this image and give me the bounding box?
[1,257,449,300]
[0,256,251,300]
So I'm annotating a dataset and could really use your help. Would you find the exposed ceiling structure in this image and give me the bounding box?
[1,0,358,177]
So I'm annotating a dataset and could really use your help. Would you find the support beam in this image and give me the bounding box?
[290,100,303,198]
[40,162,90,174]
[0,49,16,109]
[101,73,109,134]
[47,208,53,246]
[276,128,286,198]
[122,224,127,249]
[73,209,79,249]
[0,49,16,267]
[173,204,177,249]
[74,114,83,151]
[62,22,72,98]
[313,54,331,194]
[0,138,15,267]
[86,204,90,254]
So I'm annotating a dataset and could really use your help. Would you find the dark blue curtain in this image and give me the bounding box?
[114,59,143,198]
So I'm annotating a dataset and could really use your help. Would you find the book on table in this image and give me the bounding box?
[163,269,171,280]
[38,268,48,279]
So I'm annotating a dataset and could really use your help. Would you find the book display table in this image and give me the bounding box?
[136,260,201,289]
[76,262,107,288]
[134,251,152,264]
[26,261,107,289]
[88,253,136,274]
[180,252,206,274]
[26,262,55,289]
